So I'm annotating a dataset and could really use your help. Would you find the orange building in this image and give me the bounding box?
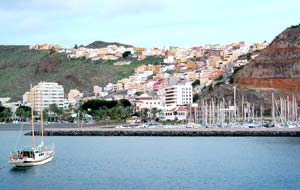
[187,61,196,69]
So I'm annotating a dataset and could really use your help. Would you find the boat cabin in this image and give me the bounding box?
[18,147,40,159]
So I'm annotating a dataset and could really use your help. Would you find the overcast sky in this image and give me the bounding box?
[1,0,300,47]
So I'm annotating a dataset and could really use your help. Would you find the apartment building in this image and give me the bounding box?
[164,83,193,108]
[27,82,66,112]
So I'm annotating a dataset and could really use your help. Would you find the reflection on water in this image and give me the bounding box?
[10,166,35,173]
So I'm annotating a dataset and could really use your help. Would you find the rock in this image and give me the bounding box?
[235,27,300,94]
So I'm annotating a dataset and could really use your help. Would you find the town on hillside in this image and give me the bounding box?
[0,40,269,125]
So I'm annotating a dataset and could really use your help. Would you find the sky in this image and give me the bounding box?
[1,0,300,47]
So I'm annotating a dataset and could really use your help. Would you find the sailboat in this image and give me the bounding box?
[8,85,55,167]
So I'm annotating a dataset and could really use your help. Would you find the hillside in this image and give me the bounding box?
[0,46,162,100]
[85,41,134,48]
[235,26,300,92]
[199,24,300,110]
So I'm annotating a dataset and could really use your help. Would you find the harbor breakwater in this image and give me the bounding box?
[26,127,300,137]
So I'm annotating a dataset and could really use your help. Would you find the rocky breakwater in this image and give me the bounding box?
[235,25,300,94]
[25,127,300,137]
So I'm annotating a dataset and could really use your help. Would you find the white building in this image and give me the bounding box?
[164,106,189,121]
[93,85,102,97]
[0,97,11,105]
[68,89,83,106]
[135,94,164,112]
[28,82,66,112]
[104,83,114,92]
[2,101,22,116]
[22,92,30,104]
[164,83,193,108]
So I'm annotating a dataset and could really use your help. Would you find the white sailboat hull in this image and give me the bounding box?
[9,152,54,167]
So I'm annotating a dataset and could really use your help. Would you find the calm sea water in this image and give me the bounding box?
[1,127,300,190]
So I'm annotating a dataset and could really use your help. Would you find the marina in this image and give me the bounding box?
[190,86,300,129]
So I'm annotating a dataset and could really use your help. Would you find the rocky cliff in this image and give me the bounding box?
[235,25,300,93]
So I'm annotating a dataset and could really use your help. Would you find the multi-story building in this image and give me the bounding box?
[22,92,30,104]
[135,94,164,112]
[68,89,83,106]
[164,83,193,108]
[27,82,66,112]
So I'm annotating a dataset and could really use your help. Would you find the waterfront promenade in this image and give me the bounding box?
[27,127,300,137]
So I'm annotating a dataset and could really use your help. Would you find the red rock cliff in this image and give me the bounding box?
[235,26,300,92]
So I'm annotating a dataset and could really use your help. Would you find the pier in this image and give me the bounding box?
[26,127,300,137]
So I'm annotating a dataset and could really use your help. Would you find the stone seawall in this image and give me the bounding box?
[25,127,300,137]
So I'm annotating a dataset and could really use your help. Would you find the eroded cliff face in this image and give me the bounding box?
[235,27,300,93]
[236,78,300,92]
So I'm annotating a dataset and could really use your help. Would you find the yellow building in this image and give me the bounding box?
[187,72,197,81]
[187,61,196,69]
[207,56,221,67]
[252,42,268,51]
[154,65,162,74]
[134,47,146,54]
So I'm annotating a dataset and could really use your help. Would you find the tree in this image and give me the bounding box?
[119,99,131,107]
[49,47,56,55]
[81,99,133,122]
[82,99,132,111]
[0,106,12,122]
[49,104,64,122]
[43,108,49,121]
[95,108,108,121]
[82,99,118,111]
[157,109,164,121]
[16,106,32,121]
[193,94,199,103]
[74,44,78,49]
[173,111,178,121]
[122,51,131,58]
[124,107,133,119]
[192,79,200,88]
[108,107,123,120]
[151,107,159,120]
[135,92,143,96]
[140,108,149,122]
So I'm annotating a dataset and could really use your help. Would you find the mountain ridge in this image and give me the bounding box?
[85,41,134,49]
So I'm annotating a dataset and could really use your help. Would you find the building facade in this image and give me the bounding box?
[28,82,66,112]
[135,94,164,112]
[68,89,83,106]
[164,83,193,108]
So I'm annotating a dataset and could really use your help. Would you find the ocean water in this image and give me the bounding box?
[1,129,300,190]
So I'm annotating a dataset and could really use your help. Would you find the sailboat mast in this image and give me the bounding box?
[41,95,44,145]
[30,84,35,147]
[272,93,275,125]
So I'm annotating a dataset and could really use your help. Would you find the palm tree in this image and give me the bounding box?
[151,108,159,120]
[49,104,64,122]
[16,106,31,122]
[140,108,150,122]
[157,109,164,121]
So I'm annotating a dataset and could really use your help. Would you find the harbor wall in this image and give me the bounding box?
[26,128,300,137]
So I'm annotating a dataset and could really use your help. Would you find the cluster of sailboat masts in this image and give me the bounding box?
[192,86,299,128]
